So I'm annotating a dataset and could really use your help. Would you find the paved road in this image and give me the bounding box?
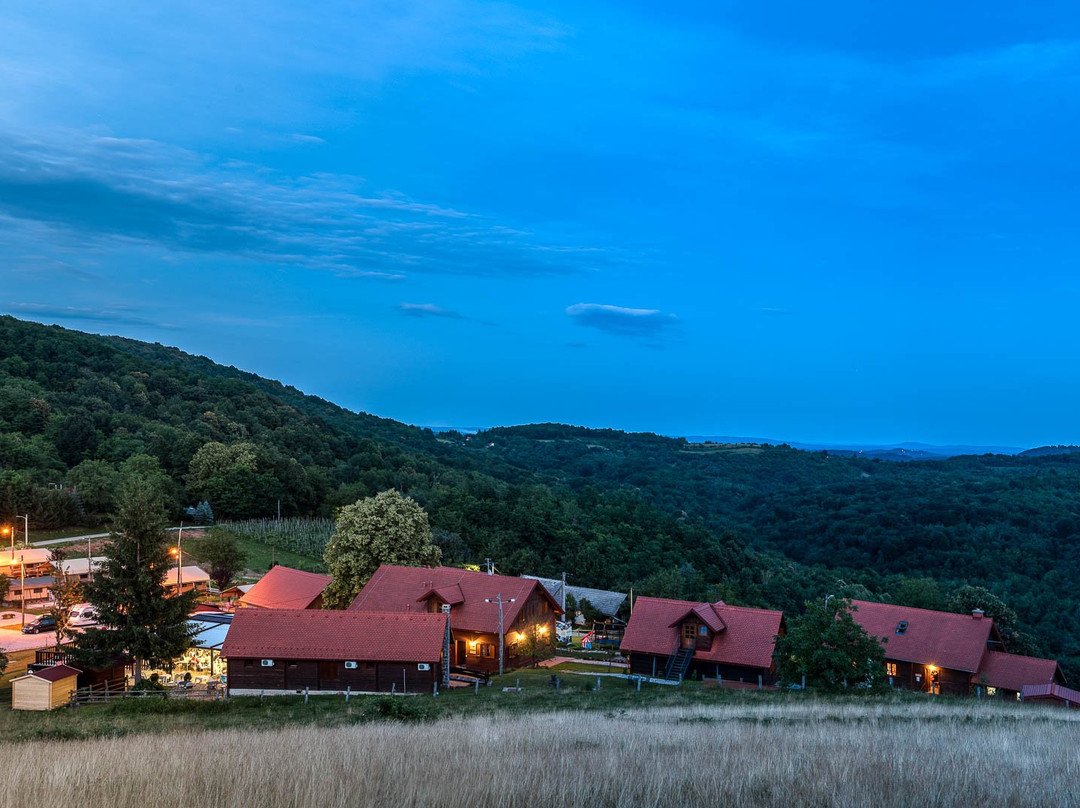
[0,613,72,653]
[32,526,189,547]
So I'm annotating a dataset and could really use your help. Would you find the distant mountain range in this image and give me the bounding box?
[427,427,1043,461]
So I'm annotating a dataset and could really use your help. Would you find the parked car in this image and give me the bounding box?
[69,603,99,627]
[22,615,57,634]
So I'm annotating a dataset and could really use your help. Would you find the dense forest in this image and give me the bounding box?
[2,315,1078,678]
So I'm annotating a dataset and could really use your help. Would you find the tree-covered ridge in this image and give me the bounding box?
[2,315,1079,677]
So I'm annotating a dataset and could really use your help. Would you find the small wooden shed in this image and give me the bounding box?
[12,664,82,711]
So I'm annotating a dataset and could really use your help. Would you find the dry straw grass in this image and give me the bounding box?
[6,699,1079,808]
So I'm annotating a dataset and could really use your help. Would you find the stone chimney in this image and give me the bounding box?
[972,608,985,619]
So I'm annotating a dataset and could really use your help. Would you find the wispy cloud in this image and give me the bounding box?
[0,131,610,280]
[398,302,464,319]
[5,302,179,329]
[566,303,679,341]
[291,133,326,144]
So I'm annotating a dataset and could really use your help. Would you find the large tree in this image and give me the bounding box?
[48,548,82,650]
[322,490,441,609]
[73,478,196,682]
[774,597,886,691]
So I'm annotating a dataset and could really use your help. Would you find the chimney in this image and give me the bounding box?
[972,609,984,619]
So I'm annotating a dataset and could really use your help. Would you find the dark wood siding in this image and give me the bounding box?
[226,658,437,693]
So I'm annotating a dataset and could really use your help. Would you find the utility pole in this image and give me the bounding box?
[485,558,494,575]
[560,571,567,615]
[20,553,25,630]
[442,604,451,689]
[484,594,516,677]
[18,515,28,549]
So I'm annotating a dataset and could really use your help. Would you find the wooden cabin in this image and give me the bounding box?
[221,608,446,694]
[238,566,331,610]
[977,651,1067,700]
[12,664,81,710]
[620,596,784,684]
[349,565,561,673]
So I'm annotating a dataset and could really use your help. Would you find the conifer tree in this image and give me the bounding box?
[73,478,196,682]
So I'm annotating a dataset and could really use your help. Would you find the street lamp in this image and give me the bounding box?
[171,522,185,594]
[483,594,516,677]
[1,526,10,559]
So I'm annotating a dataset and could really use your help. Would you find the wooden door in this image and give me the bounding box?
[681,622,697,649]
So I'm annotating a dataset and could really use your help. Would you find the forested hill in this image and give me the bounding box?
[2,315,1079,677]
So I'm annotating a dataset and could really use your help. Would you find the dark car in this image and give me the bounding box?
[22,615,57,634]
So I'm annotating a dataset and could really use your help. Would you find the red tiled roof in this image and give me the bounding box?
[1021,683,1080,706]
[849,600,996,673]
[221,609,446,662]
[349,565,559,634]
[30,664,82,682]
[621,596,783,670]
[239,566,332,610]
[978,651,1064,692]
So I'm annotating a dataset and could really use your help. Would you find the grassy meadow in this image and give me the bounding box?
[4,697,1078,808]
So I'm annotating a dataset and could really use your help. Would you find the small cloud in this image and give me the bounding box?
[566,302,679,340]
[291,133,326,144]
[398,302,464,319]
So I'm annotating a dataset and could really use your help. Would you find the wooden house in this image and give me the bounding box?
[620,596,784,684]
[848,600,1067,698]
[163,565,211,597]
[238,566,331,610]
[12,664,81,710]
[349,565,561,673]
[221,608,446,694]
[848,601,1002,696]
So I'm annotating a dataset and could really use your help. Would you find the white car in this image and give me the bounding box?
[69,603,99,627]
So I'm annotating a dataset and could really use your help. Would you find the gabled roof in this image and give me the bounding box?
[418,583,465,606]
[221,609,446,662]
[978,651,1065,691]
[621,596,783,670]
[350,565,560,634]
[20,664,82,683]
[849,600,997,673]
[667,603,727,633]
[163,565,212,587]
[239,566,332,609]
[522,576,627,617]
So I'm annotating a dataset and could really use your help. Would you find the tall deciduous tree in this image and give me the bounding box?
[774,598,886,691]
[48,548,82,650]
[199,530,246,591]
[73,478,196,682]
[322,490,441,609]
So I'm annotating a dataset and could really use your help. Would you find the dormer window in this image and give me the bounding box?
[896,621,908,635]
[699,625,709,636]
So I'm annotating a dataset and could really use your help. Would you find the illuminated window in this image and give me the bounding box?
[480,643,494,658]
[986,687,997,696]
[885,662,897,676]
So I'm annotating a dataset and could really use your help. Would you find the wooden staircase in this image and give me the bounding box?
[664,647,694,682]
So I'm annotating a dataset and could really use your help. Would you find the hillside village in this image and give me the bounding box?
[4,537,1078,712]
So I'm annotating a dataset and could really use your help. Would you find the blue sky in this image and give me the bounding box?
[3,1,1080,446]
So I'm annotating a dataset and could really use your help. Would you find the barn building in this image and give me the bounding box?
[349,565,560,673]
[221,608,446,694]
[620,596,784,684]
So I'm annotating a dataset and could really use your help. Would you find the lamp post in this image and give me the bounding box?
[483,594,515,677]
[171,522,185,595]
[1,526,10,560]
[20,553,25,630]
[17,515,28,549]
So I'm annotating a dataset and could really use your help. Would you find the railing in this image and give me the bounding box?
[69,682,227,706]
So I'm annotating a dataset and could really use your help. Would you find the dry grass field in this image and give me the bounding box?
[5,698,1078,808]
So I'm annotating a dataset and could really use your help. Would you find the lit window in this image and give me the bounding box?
[986,687,997,696]
[885,662,897,676]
